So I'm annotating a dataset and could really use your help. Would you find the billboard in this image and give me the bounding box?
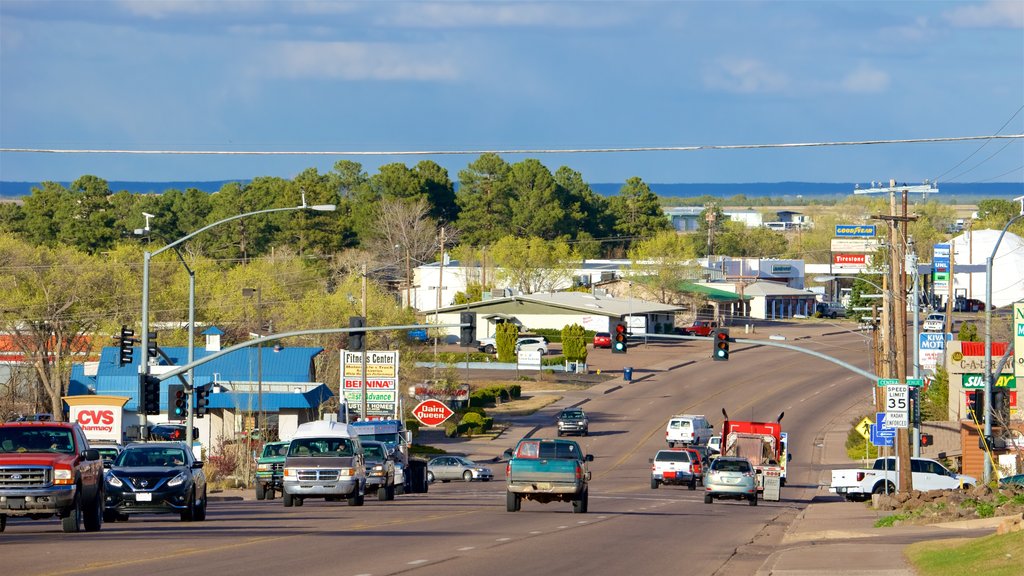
[1016,302,1024,380]
[341,350,400,418]
[835,224,876,237]
[933,243,950,294]
[833,253,867,269]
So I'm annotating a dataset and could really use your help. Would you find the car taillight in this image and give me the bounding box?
[576,464,582,480]
[856,472,865,482]
[506,463,511,477]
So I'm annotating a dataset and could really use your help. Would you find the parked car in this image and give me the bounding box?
[515,337,549,355]
[704,456,758,506]
[148,424,199,441]
[922,313,945,332]
[816,302,846,319]
[999,474,1024,487]
[104,441,207,522]
[593,332,612,348]
[91,441,124,467]
[477,335,549,355]
[676,320,718,337]
[650,449,699,490]
[556,408,589,436]
[954,298,991,312]
[427,456,494,482]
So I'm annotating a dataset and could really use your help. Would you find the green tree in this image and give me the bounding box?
[716,221,788,258]
[490,235,578,294]
[553,166,612,252]
[607,177,670,250]
[560,323,588,363]
[496,322,519,363]
[415,160,458,224]
[958,321,979,342]
[508,159,566,239]
[628,230,700,304]
[456,154,514,246]
[921,366,950,421]
[19,181,69,247]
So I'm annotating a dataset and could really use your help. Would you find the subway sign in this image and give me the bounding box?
[962,374,1016,389]
[835,224,876,237]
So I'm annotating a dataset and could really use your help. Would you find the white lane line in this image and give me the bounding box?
[408,560,428,565]
[530,530,542,535]
[558,525,568,529]
[577,520,588,524]
[457,547,475,551]
[496,537,511,542]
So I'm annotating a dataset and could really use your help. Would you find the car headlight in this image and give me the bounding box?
[257,463,272,471]
[167,472,188,487]
[105,473,124,487]
[283,467,296,478]
[339,467,354,477]
[53,468,74,485]
[475,468,487,473]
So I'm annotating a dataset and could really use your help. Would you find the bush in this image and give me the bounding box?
[404,418,420,434]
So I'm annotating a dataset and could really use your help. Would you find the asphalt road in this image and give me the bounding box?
[1,326,876,576]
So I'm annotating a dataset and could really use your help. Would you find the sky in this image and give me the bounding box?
[1,0,1023,187]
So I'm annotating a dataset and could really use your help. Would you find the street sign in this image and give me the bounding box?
[906,378,924,388]
[877,378,899,388]
[855,417,872,440]
[886,384,909,428]
[874,412,896,436]
[870,424,895,447]
[412,399,454,427]
[918,332,951,370]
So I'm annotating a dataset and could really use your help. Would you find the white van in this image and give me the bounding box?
[281,420,366,507]
[665,415,714,448]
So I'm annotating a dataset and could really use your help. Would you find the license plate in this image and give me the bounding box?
[537,482,551,490]
[664,471,676,479]
[135,493,152,502]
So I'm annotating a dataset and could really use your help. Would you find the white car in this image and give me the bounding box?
[922,313,945,332]
[706,435,721,454]
[515,337,549,355]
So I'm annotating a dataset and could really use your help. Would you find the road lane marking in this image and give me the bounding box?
[496,537,511,541]
[457,546,475,551]
[407,559,428,565]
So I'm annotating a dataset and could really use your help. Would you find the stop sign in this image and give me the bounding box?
[413,399,455,427]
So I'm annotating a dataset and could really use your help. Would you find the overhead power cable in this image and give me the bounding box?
[2,134,1022,157]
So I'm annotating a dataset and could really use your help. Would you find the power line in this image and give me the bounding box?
[930,105,1024,183]
[3,134,1022,157]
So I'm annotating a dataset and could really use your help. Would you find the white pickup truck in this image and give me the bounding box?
[830,457,976,501]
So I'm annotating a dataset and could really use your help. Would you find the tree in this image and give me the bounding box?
[367,197,440,306]
[18,181,69,247]
[628,230,700,304]
[560,323,588,363]
[607,177,670,250]
[508,159,566,239]
[695,203,725,257]
[957,321,979,342]
[456,154,514,246]
[496,322,519,363]
[716,221,788,258]
[553,166,612,249]
[490,236,578,294]
[415,160,458,224]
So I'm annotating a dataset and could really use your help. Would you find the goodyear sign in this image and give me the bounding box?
[962,374,1016,389]
[835,224,876,237]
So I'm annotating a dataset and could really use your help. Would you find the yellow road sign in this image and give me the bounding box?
[855,417,871,440]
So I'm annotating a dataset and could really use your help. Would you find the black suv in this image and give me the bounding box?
[104,441,207,522]
[556,408,589,437]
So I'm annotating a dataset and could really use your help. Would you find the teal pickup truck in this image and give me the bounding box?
[254,441,289,500]
[503,438,593,513]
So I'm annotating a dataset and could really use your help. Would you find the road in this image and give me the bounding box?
[2,326,876,576]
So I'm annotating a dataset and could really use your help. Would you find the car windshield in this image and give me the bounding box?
[95,447,120,461]
[262,443,289,458]
[669,420,691,429]
[363,444,386,460]
[0,428,76,454]
[561,411,584,419]
[713,459,751,473]
[117,447,186,467]
[453,457,475,466]
[289,438,354,457]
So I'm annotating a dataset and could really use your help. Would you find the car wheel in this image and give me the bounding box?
[749,494,758,506]
[193,489,207,521]
[283,491,294,507]
[348,488,365,507]
[378,487,388,501]
[651,478,659,489]
[506,491,521,512]
[483,345,495,354]
[294,497,304,507]
[572,489,588,514]
[395,483,406,496]
[583,429,589,437]
[667,442,674,448]
[255,483,266,500]
[0,514,5,533]
[872,481,896,496]
[463,470,474,482]
[704,493,713,504]
[557,430,563,437]
[688,479,696,491]
[103,510,118,523]
[426,471,435,483]
[83,488,103,532]
[116,513,129,522]
[386,483,396,501]
[180,491,195,522]
[61,492,82,533]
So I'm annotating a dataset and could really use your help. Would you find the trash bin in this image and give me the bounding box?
[623,367,633,382]
[407,458,429,493]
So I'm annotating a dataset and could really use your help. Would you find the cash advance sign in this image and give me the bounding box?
[341,350,400,418]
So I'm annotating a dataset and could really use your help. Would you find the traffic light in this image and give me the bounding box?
[142,374,161,415]
[147,331,158,358]
[460,311,476,347]
[992,388,1010,423]
[116,325,136,367]
[194,384,210,418]
[349,316,366,352]
[168,383,188,420]
[612,322,628,354]
[966,390,984,422]
[920,433,934,447]
[712,329,730,361]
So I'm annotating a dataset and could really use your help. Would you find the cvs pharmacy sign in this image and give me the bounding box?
[65,395,129,442]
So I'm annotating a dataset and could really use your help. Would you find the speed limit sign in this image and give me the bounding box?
[885,384,909,428]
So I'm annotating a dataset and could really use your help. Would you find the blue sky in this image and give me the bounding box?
[1,0,1022,186]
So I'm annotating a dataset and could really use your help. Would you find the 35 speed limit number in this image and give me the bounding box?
[885,384,909,428]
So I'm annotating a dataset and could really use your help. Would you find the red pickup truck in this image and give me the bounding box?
[0,421,105,533]
[677,321,719,337]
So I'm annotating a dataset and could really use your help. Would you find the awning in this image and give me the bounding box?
[677,282,751,302]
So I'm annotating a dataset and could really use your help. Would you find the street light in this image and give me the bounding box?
[243,287,264,436]
[983,203,1024,483]
[139,194,335,438]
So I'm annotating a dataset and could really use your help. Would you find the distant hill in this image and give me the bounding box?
[1,179,1020,203]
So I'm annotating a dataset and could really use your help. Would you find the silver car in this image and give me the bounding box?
[427,456,494,482]
[704,456,758,506]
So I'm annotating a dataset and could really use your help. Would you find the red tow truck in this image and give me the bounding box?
[720,410,787,492]
[677,320,719,337]
[0,421,105,533]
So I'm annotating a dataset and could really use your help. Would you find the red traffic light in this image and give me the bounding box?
[612,322,628,353]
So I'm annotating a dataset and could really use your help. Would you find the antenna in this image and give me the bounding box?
[141,212,155,231]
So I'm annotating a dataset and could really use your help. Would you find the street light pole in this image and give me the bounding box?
[138,195,335,437]
[983,209,1024,483]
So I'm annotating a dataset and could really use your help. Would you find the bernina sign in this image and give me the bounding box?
[63,395,130,442]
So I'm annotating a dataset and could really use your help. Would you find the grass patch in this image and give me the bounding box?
[875,513,910,528]
[905,531,1024,576]
[486,394,562,417]
[410,443,447,455]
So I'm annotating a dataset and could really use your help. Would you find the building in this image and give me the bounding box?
[68,327,332,449]
[699,281,818,320]
[425,291,685,342]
